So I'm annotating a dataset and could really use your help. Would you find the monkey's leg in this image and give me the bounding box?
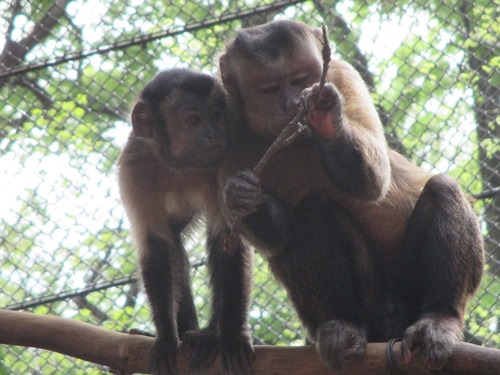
[176,255,199,337]
[141,234,183,375]
[396,174,484,370]
[183,228,254,375]
[269,192,374,372]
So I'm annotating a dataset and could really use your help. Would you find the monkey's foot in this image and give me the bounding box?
[219,330,255,375]
[183,328,254,375]
[401,313,462,370]
[149,336,179,375]
[316,320,367,371]
[182,329,219,374]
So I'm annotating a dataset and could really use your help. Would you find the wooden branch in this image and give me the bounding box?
[0,309,149,373]
[1,310,499,374]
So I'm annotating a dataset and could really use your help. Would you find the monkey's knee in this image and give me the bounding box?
[315,320,367,371]
[414,173,471,220]
[421,174,462,201]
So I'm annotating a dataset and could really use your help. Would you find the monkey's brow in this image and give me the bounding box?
[171,98,202,112]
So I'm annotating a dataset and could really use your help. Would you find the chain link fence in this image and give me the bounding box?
[1,0,498,373]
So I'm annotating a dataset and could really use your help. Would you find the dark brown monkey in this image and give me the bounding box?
[118,68,245,374]
[216,19,483,372]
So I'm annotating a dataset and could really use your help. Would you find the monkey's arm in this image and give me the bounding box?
[305,60,391,202]
[222,170,292,256]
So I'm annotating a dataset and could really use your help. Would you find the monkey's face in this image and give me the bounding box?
[158,90,227,169]
[237,45,322,140]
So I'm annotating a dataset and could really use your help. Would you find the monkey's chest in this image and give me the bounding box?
[162,188,207,216]
[262,143,333,207]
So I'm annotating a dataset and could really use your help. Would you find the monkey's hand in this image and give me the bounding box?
[303,82,344,141]
[316,320,367,372]
[223,170,290,255]
[401,313,462,370]
[222,170,265,221]
[149,336,179,375]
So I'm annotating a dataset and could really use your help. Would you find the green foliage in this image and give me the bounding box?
[251,254,304,345]
[467,273,500,347]
[0,347,8,375]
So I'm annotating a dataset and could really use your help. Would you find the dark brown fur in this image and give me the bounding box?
[217,20,484,372]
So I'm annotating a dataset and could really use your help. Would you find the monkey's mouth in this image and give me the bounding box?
[196,144,226,162]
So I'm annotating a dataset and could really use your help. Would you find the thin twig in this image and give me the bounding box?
[318,25,331,94]
[252,109,308,177]
[224,26,331,253]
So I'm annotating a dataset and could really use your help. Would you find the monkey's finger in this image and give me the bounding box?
[227,173,261,191]
[344,341,365,361]
[225,181,262,197]
[221,345,254,375]
[400,336,415,364]
[225,174,261,192]
[222,181,264,216]
[233,169,261,184]
[223,190,261,209]
[181,329,219,372]
[311,82,322,95]
[189,346,218,375]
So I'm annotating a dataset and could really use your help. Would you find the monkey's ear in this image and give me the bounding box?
[219,54,232,88]
[312,27,323,43]
[131,100,153,137]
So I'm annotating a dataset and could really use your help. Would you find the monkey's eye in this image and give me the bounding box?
[291,76,307,86]
[210,108,223,121]
[261,85,280,94]
[188,114,202,126]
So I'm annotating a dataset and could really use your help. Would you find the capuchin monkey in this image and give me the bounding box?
[211,19,483,373]
[118,68,246,375]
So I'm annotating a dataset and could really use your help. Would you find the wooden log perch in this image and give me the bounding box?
[1,309,499,374]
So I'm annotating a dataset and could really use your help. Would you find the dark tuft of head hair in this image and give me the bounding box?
[140,68,215,105]
[227,20,313,61]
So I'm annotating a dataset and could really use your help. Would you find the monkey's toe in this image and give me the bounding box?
[401,314,462,370]
[316,320,367,371]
